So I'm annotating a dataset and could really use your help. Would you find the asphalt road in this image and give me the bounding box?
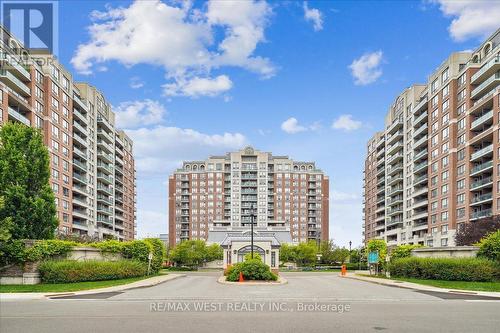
[1,272,499,333]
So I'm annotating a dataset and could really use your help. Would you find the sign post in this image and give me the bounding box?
[367,251,379,276]
[147,252,153,275]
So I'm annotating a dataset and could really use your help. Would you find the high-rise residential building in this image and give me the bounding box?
[168,146,329,246]
[363,29,500,247]
[0,25,136,240]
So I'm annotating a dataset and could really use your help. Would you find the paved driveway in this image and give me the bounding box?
[1,272,499,333]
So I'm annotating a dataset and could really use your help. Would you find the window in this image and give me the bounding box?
[51,82,59,96]
[441,67,449,82]
[441,171,449,181]
[441,238,448,246]
[51,125,59,138]
[457,149,465,161]
[441,211,448,221]
[441,224,448,234]
[457,164,465,175]
[441,184,448,195]
[431,94,439,107]
[457,103,466,115]
[442,156,449,167]
[431,176,438,186]
[441,198,448,209]
[442,84,449,97]
[442,127,449,140]
[35,70,43,84]
[458,118,466,131]
[432,162,438,172]
[431,78,439,93]
[51,139,59,151]
[458,73,466,86]
[457,208,465,219]
[442,142,449,153]
[457,193,465,204]
[442,99,449,111]
[457,179,465,190]
[457,134,465,145]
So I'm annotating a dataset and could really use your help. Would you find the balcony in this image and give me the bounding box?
[413,135,428,149]
[2,53,30,80]
[73,93,89,111]
[387,119,403,134]
[413,97,428,113]
[413,123,428,138]
[97,195,112,205]
[97,115,114,132]
[470,176,493,190]
[387,163,403,176]
[73,172,87,184]
[470,160,493,176]
[97,162,113,174]
[471,56,500,84]
[97,172,113,185]
[73,121,87,135]
[8,106,30,126]
[413,111,428,126]
[0,69,31,96]
[470,209,492,220]
[413,174,428,186]
[73,159,87,171]
[387,141,403,155]
[97,140,113,154]
[389,187,403,195]
[470,72,500,99]
[387,130,403,145]
[97,184,113,196]
[413,161,428,173]
[73,147,87,160]
[73,108,87,121]
[98,151,114,164]
[470,110,493,130]
[388,175,403,186]
[470,144,493,161]
[73,132,86,146]
[470,193,493,205]
[387,151,404,164]
[413,149,428,162]
[97,129,113,143]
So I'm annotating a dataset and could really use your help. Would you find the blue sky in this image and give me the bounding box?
[47,0,498,247]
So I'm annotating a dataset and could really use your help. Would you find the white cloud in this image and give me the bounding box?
[433,0,500,42]
[136,209,168,239]
[303,2,323,31]
[114,100,166,129]
[130,77,144,89]
[71,0,275,96]
[163,75,233,98]
[126,126,247,174]
[331,114,362,131]
[280,117,308,134]
[349,50,383,85]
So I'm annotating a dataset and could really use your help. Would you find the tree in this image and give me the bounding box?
[455,215,500,246]
[294,241,318,267]
[476,230,500,262]
[168,240,222,267]
[319,240,335,264]
[349,249,361,264]
[0,196,12,242]
[390,244,422,262]
[244,252,262,262]
[0,123,58,239]
[205,243,223,261]
[279,243,296,263]
[332,247,350,264]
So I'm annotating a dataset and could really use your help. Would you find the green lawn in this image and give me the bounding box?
[356,274,500,292]
[0,275,159,293]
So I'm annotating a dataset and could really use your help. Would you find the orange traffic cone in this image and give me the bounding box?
[239,271,244,282]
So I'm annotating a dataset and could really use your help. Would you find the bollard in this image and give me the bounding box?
[341,264,347,276]
[239,271,244,282]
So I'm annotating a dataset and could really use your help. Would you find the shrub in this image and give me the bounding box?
[226,259,278,282]
[390,244,422,262]
[39,260,147,283]
[90,240,124,253]
[24,240,77,262]
[476,230,500,262]
[244,252,262,261]
[144,238,166,273]
[388,257,500,282]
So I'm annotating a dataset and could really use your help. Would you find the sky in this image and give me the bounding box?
[38,0,500,247]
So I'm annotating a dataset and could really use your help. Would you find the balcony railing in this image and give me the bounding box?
[471,72,500,99]
[470,110,493,130]
[470,209,492,220]
[8,107,30,126]
[471,56,500,83]
[471,193,492,204]
[470,176,493,190]
[470,144,493,161]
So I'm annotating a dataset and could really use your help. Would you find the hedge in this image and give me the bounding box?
[388,257,500,282]
[39,260,148,283]
[476,230,500,262]
[1,239,166,273]
[226,259,277,282]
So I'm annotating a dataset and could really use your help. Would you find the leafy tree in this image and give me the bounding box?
[0,196,13,242]
[319,240,335,264]
[0,123,58,239]
[389,244,422,261]
[476,230,500,262]
[367,239,387,268]
[206,243,223,261]
[349,249,361,264]
[279,243,296,263]
[332,247,350,264]
[455,215,500,246]
[168,240,222,267]
[294,241,318,267]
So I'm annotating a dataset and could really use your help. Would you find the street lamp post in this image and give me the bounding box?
[250,203,255,259]
[349,241,352,251]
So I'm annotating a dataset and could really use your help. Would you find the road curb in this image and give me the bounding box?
[344,274,500,299]
[0,274,187,301]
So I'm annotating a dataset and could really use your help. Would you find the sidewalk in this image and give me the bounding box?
[344,272,500,299]
[0,273,186,301]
